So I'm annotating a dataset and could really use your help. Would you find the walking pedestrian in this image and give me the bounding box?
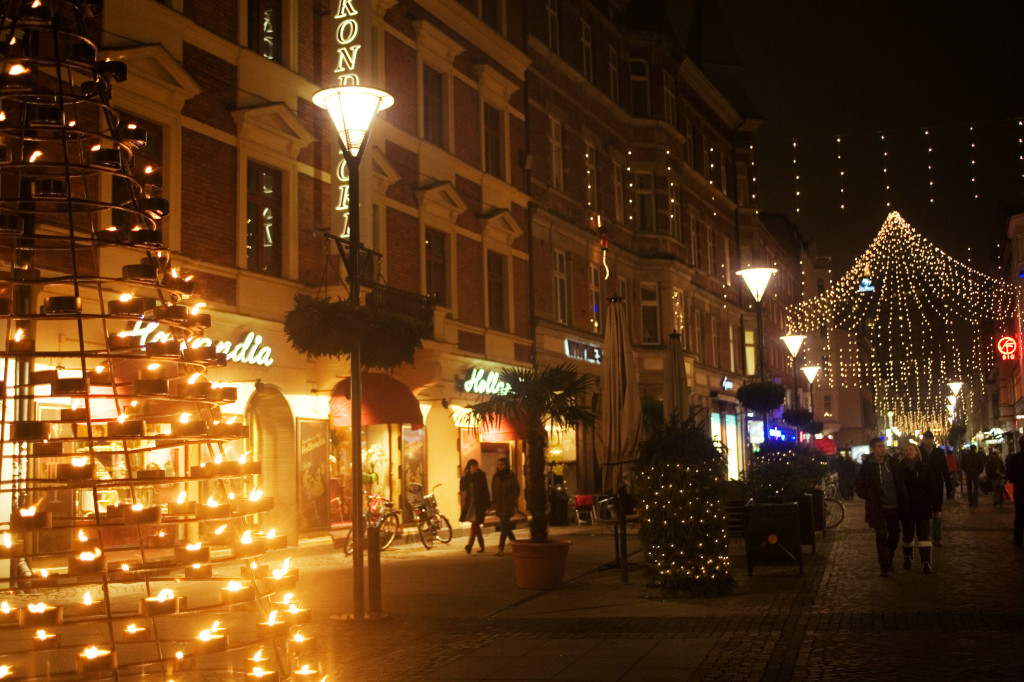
[944,447,959,500]
[838,452,857,500]
[459,459,490,554]
[961,444,984,507]
[1005,441,1024,547]
[855,436,906,577]
[986,449,1007,507]
[897,443,940,574]
[491,457,520,556]
[920,431,948,546]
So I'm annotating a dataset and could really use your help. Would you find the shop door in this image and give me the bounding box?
[247,387,297,542]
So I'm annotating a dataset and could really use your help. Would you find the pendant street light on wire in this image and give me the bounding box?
[312,85,394,622]
[801,365,822,431]
[737,268,777,385]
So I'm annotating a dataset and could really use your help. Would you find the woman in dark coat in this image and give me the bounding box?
[459,459,490,554]
[897,443,941,574]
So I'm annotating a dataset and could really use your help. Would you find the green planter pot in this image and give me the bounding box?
[743,502,803,576]
[510,539,571,590]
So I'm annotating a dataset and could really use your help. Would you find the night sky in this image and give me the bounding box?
[720,1,1024,273]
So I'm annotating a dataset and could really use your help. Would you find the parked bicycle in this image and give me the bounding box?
[406,483,452,549]
[342,492,401,556]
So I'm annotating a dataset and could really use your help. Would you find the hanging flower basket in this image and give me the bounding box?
[283,295,424,369]
[782,408,813,428]
[737,381,786,414]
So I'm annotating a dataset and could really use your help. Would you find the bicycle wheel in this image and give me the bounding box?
[824,497,845,529]
[417,516,435,549]
[435,514,453,544]
[378,511,400,549]
[342,528,354,557]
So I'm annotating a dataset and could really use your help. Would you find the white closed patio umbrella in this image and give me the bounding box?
[663,331,690,422]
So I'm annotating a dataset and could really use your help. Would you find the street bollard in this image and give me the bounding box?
[367,525,382,617]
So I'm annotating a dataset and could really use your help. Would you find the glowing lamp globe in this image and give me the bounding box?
[736,268,777,302]
[311,86,394,158]
[780,334,806,358]
[800,365,821,384]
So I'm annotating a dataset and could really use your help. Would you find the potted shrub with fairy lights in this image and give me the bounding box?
[633,416,735,596]
[471,364,594,589]
[746,443,830,553]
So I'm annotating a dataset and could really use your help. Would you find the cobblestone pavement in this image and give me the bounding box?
[289,495,1024,680]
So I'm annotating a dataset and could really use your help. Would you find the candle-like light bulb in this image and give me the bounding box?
[119,292,133,302]
[83,646,105,659]
[71,456,89,467]
[2,532,11,548]
[249,489,263,502]
[82,592,93,606]
[240,530,253,544]
[1,601,10,614]
[176,491,187,504]
[156,589,174,601]
[187,373,201,385]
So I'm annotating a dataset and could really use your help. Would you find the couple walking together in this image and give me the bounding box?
[856,434,944,577]
[459,457,520,555]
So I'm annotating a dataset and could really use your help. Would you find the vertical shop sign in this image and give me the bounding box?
[333,0,364,236]
[297,419,331,531]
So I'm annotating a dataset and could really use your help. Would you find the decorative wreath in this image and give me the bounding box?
[283,295,424,369]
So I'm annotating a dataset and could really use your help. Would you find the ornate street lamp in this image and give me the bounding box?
[801,365,821,421]
[780,334,806,408]
[312,85,393,621]
[737,268,777,383]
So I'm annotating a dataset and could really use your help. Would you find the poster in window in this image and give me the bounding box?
[297,418,330,531]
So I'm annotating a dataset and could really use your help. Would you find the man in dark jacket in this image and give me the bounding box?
[919,431,948,546]
[491,457,521,556]
[856,436,907,577]
[961,444,984,507]
[460,459,491,554]
[1006,440,1024,547]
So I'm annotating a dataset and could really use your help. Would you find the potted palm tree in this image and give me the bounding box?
[471,363,595,589]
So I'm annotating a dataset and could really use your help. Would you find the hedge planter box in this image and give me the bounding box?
[743,502,802,576]
[509,540,571,590]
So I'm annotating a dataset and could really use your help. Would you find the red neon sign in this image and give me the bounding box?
[997,336,1018,360]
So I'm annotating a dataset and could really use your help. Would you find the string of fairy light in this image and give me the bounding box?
[785,212,1019,434]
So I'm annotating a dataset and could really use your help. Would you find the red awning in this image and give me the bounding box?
[479,415,527,442]
[329,373,423,428]
[813,437,838,455]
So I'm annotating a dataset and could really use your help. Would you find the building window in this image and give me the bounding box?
[483,103,504,179]
[663,70,676,128]
[613,160,624,223]
[246,162,283,276]
[635,171,655,232]
[723,239,732,286]
[685,119,694,167]
[729,324,737,373]
[487,250,508,332]
[248,0,282,63]
[585,142,597,208]
[479,0,502,33]
[608,46,619,105]
[549,117,564,190]
[629,59,649,117]
[545,0,559,54]
[668,183,681,241]
[702,135,711,179]
[581,20,593,82]
[589,264,601,332]
[710,316,721,368]
[694,309,705,361]
[425,228,448,306]
[422,64,446,148]
[640,283,660,345]
[706,227,715,276]
[671,289,684,335]
[720,150,728,194]
[744,329,756,376]
[689,215,698,266]
[554,249,569,324]
[617,276,628,302]
[823,394,834,416]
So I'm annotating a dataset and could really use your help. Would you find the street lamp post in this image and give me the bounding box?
[780,334,806,409]
[312,85,394,621]
[801,365,821,429]
[737,268,777,384]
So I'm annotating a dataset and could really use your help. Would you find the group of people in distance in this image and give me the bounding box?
[857,431,1024,578]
